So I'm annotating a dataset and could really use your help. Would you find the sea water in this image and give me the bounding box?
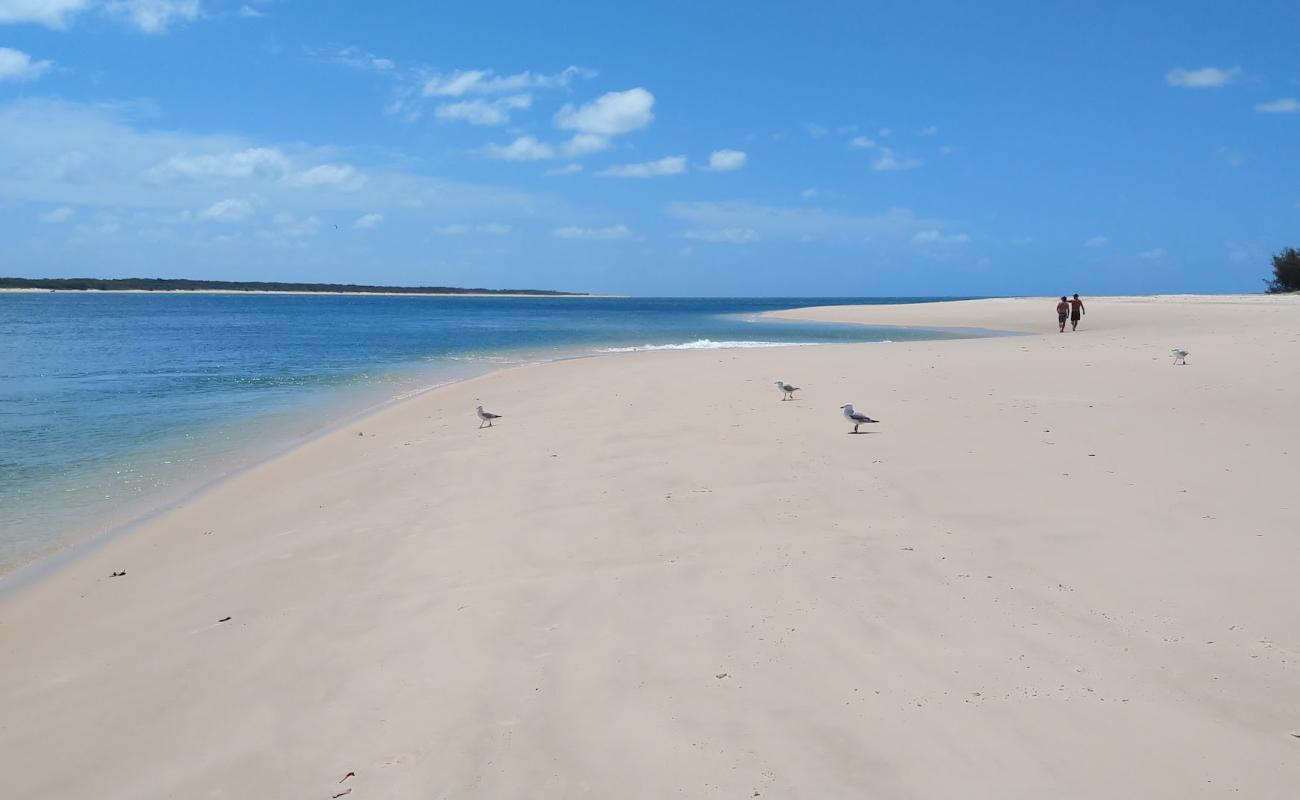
[0,293,976,571]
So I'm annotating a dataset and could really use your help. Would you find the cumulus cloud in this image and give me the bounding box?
[484,135,555,161]
[667,201,942,244]
[596,155,685,178]
[285,163,365,190]
[912,229,969,245]
[104,0,200,33]
[148,147,291,181]
[434,222,512,235]
[848,136,876,149]
[705,149,746,171]
[1255,97,1300,113]
[562,132,610,156]
[1165,65,1242,88]
[422,65,593,97]
[39,205,75,223]
[545,163,583,176]
[1137,247,1166,260]
[353,212,382,229]
[328,46,395,73]
[0,0,93,28]
[197,197,253,222]
[1084,236,1109,248]
[0,46,53,82]
[871,148,921,171]
[435,94,531,126]
[681,227,757,244]
[553,224,631,240]
[555,87,654,137]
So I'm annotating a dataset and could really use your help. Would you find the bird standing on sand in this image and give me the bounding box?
[476,405,502,428]
[840,404,879,433]
[1171,348,1189,365]
[774,380,800,401]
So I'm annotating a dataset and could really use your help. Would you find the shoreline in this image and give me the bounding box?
[2,294,1297,796]
[0,315,1003,587]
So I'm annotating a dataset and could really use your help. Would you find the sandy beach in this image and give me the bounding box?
[1,295,1297,798]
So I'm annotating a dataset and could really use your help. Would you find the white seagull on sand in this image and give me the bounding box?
[840,404,879,433]
[1171,348,1189,365]
[476,405,503,428]
[774,380,800,401]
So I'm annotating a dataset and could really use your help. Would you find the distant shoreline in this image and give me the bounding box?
[0,288,610,297]
[0,277,590,297]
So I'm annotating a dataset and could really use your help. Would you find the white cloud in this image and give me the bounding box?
[848,136,876,149]
[872,148,921,171]
[1137,247,1166,260]
[197,197,253,222]
[804,122,829,138]
[0,46,53,82]
[1165,65,1242,88]
[681,227,757,244]
[0,0,92,28]
[555,87,654,136]
[562,132,610,156]
[353,212,382,230]
[706,149,746,171]
[148,147,291,181]
[435,94,531,126]
[912,229,969,245]
[422,65,592,97]
[484,135,555,161]
[104,0,200,33]
[434,222,512,235]
[596,155,685,178]
[329,46,395,73]
[938,145,955,156]
[286,163,365,190]
[545,163,583,176]
[800,188,820,199]
[235,4,261,17]
[1084,236,1109,248]
[553,224,631,240]
[918,125,938,136]
[666,201,942,244]
[39,205,74,223]
[878,127,892,137]
[1255,97,1300,113]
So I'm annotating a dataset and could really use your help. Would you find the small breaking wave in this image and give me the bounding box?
[599,339,822,352]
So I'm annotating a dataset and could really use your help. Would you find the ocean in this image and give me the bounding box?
[0,293,977,572]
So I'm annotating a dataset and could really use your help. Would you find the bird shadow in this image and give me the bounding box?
[848,431,880,435]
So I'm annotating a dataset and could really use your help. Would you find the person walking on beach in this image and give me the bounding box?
[1056,296,1069,333]
[1069,293,1086,331]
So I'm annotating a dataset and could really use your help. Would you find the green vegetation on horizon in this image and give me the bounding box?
[0,277,585,296]
[1264,248,1300,294]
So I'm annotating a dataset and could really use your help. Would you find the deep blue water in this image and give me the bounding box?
[0,293,975,569]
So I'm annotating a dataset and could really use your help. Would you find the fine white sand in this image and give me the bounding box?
[1,295,1297,798]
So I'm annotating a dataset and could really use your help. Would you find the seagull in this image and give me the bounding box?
[840,404,879,433]
[774,380,800,401]
[1171,348,1189,366]
[476,405,502,428]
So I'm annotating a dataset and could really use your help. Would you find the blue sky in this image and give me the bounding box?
[1,0,1297,295]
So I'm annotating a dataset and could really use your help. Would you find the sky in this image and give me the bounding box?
[0,0,1297,296]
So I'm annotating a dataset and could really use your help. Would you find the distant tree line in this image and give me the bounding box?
[1265,248,1299,294]
[0,277,584,296]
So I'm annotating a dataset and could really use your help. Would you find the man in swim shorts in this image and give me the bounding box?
[1056,296,1069,332]
[1069,293,1085,331]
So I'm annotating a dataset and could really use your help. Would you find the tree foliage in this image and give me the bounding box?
[1265,247,1300,294]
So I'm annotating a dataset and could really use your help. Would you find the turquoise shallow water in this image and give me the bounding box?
[0,294,979,570]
